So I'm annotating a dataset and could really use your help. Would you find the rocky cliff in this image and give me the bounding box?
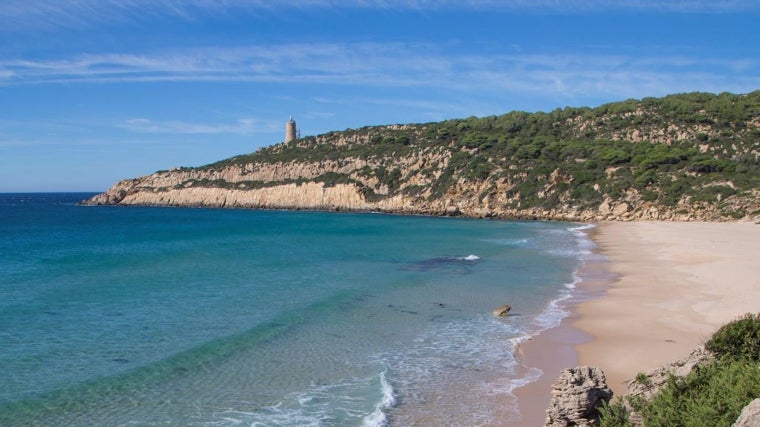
[85,91,760,221]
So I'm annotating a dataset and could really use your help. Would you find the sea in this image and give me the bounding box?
[0,193,595,426]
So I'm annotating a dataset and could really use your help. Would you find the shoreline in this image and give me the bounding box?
[511,220,760,425]
[509,224,615,427]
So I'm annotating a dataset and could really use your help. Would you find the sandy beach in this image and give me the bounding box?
[512,221,760,426]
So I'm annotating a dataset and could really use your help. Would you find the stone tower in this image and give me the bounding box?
[285,116,297,142]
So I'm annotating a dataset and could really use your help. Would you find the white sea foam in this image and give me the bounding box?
[570,224,597,256]
[534,224,595,330]
[565,272,582,289]
[215,405,323,427]
[370,313,539,425]
[537,223,597,259]
[204,372,396,427]
[361,370,396,427]
[533,289,573,330]
[569,223,596,232]
[484,237,529,246]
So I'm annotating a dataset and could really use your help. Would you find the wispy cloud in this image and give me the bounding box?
[2,43,758,102]
[301,111,336,120]
[120,117,280,135]
[1,43,411,84]
[1,0,756,32]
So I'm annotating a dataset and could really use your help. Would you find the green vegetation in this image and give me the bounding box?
[639,360,760,427]
[193,91,759,218]
[706,313,760,362]
[598,399,633,427]
[600,313,760,427]
[635,372,652,387]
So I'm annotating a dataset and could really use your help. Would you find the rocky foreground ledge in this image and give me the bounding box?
[544,343,759,426]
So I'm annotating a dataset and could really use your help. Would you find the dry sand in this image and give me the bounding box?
[512,221,760,426]
[575,221,760,395]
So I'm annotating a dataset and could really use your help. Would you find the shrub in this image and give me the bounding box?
[316,172,353,188]
[690,158,734,173]
[599,314,760,427]
[635,372,652,387]
[598,398,632,427]
[641,359,760,427]
[464,156,492,180]
[706,313,760,361]
[598,147,632,165]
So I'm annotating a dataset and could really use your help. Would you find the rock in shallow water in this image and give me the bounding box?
[492,304,511,317]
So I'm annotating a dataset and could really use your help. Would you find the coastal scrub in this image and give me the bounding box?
[599,313,760,427]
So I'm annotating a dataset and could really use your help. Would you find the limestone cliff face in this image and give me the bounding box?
[113,183,368,210]
[85,159,759,221]
[85,91,760,221]
[84,166,472,215]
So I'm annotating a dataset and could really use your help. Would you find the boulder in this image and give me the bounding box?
[612,202,630,217]
[733,398,760,427]
[492,304,511,317]
[545,366,613,427]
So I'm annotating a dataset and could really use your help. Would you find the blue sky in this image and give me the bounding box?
[1,1,759,192]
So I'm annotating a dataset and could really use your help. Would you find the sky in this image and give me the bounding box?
[1,1,759,192]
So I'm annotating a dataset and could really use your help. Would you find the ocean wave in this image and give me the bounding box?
[361,370,396,427]
[533,289,573,331]
[526,270,582,332]
[534,225,594,330]
[403,254,481,271]
[536,223,597,259]
[483,238,530,246]
[211,405,323,427]
[207,371,395,427]
[372,314,533,425]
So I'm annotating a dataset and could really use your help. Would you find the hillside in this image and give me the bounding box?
[85,91,760,221]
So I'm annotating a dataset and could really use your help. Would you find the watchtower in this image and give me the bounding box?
[285,116,297,142]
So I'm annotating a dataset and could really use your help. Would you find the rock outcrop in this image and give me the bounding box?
[542,347,758,427]
[622,345,714,426]
[733,398,760,427]
[626,345,714,401]
[492,304,511,317]
[87,182,373,211]
[545,366,613,427]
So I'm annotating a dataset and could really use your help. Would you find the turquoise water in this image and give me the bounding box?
[0,193,592,426]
